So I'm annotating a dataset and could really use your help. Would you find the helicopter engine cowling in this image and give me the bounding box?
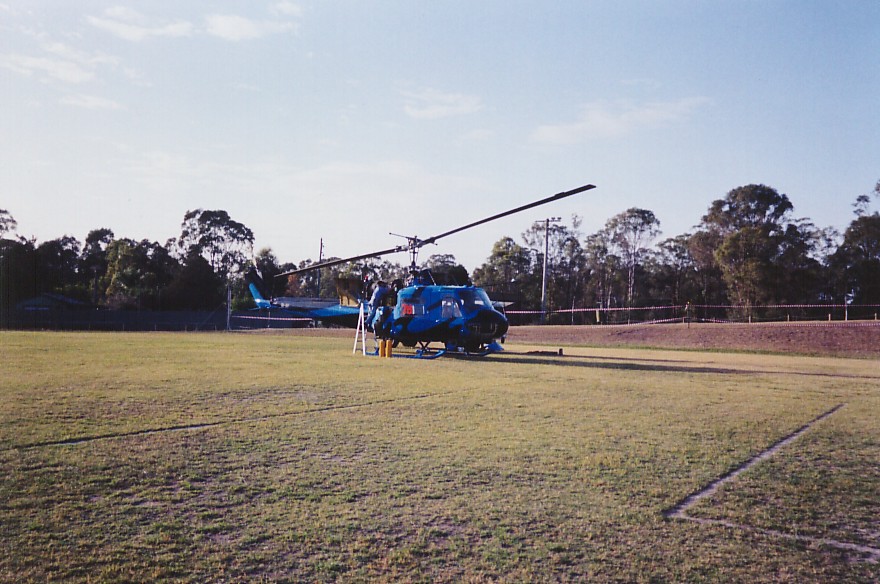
[465,307,508,340]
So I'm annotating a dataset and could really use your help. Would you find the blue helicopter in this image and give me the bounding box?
[252,184,595,357]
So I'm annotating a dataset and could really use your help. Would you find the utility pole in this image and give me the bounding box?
[540,217,561,324]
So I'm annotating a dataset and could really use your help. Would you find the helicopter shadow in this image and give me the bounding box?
[497,351,880,380]
[497,351,748,376]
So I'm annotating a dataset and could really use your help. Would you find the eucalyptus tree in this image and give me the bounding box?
[772,219,824,306]
[34,236,81,298]
[521,216,586,316]
[0,222,35,322]
[177,209,254,279]
[0,209,17,239]
[164,252,224,310]
[685,229,727,305]
[648,234,699,306]
[80,228,115,303]
[604,208,661,307]
[472,236,539,308]
[103,239,180,309]
[582,230,621,312]
[830,185,880,305]
[693,184,799,312]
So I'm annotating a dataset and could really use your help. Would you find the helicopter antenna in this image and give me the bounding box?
[275,183,595,278]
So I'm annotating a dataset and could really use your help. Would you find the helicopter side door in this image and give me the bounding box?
[441,295,462,319]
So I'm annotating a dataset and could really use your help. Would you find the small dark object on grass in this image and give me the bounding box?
[526,348,565,356]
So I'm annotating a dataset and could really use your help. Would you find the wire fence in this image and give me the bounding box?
[5,304,880,331]
[505,303,880,326]
[230,314,314,330]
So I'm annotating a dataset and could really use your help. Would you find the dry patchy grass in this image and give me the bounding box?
[0,331,877,582]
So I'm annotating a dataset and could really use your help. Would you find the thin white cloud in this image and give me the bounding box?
[532,97,711,144]
[205,14,296,41]
[41,41,120,68]
[60,94,124,110]
[402,88,483,120]
[104,6,143,22]
[123,67,151,87]
[86,7,297,42]
[271,2,303,18]
[0,53,94,83]
[87,7,193,41]
[0,35,128,91]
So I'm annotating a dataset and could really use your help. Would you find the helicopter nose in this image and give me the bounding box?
[467,308,509,339]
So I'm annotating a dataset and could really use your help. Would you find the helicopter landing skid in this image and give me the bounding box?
[368,340,500,359]
[407,342,445,359]
[413,349,447,360]
[412,342,499,359]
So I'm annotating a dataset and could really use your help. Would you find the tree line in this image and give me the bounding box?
[474,182,880,321]
[2,181,879,322]
[0,209,254,313]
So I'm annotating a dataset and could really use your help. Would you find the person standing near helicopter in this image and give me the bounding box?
[367,280,391,331]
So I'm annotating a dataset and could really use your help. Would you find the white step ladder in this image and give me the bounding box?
[352,302,369,355]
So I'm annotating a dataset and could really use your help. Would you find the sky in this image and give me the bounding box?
[2,1,879,271]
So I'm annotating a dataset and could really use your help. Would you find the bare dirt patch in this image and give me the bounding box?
[244,320,880,358]
[506,322,880,359]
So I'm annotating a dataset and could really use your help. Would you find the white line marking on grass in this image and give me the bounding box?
[665,403,880,562]
[665,404,844,518]
[677,516,880,563]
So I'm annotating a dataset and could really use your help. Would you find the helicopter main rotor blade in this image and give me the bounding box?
[418,184,595,246]
[276,245,404,278]
[275,183,595,278]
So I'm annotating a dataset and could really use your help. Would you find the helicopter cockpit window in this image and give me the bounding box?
[441,296,462,319]
[459,289,492,312]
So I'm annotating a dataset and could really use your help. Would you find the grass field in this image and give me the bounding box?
[1,331,878,582]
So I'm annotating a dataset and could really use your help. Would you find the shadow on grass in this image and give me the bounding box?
[6,390,458,452]
[497,351,880,380]
[498,352,746,376]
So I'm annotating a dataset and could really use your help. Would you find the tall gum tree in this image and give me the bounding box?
[472,237,538,308]
[0,210,17,239]
[177,209,254,280]
[604,208,661,308]
[521,217,586,317]
[830,181,880,305]
[694,184,821,315]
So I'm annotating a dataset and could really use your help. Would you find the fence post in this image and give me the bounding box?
[226,285,232,331]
